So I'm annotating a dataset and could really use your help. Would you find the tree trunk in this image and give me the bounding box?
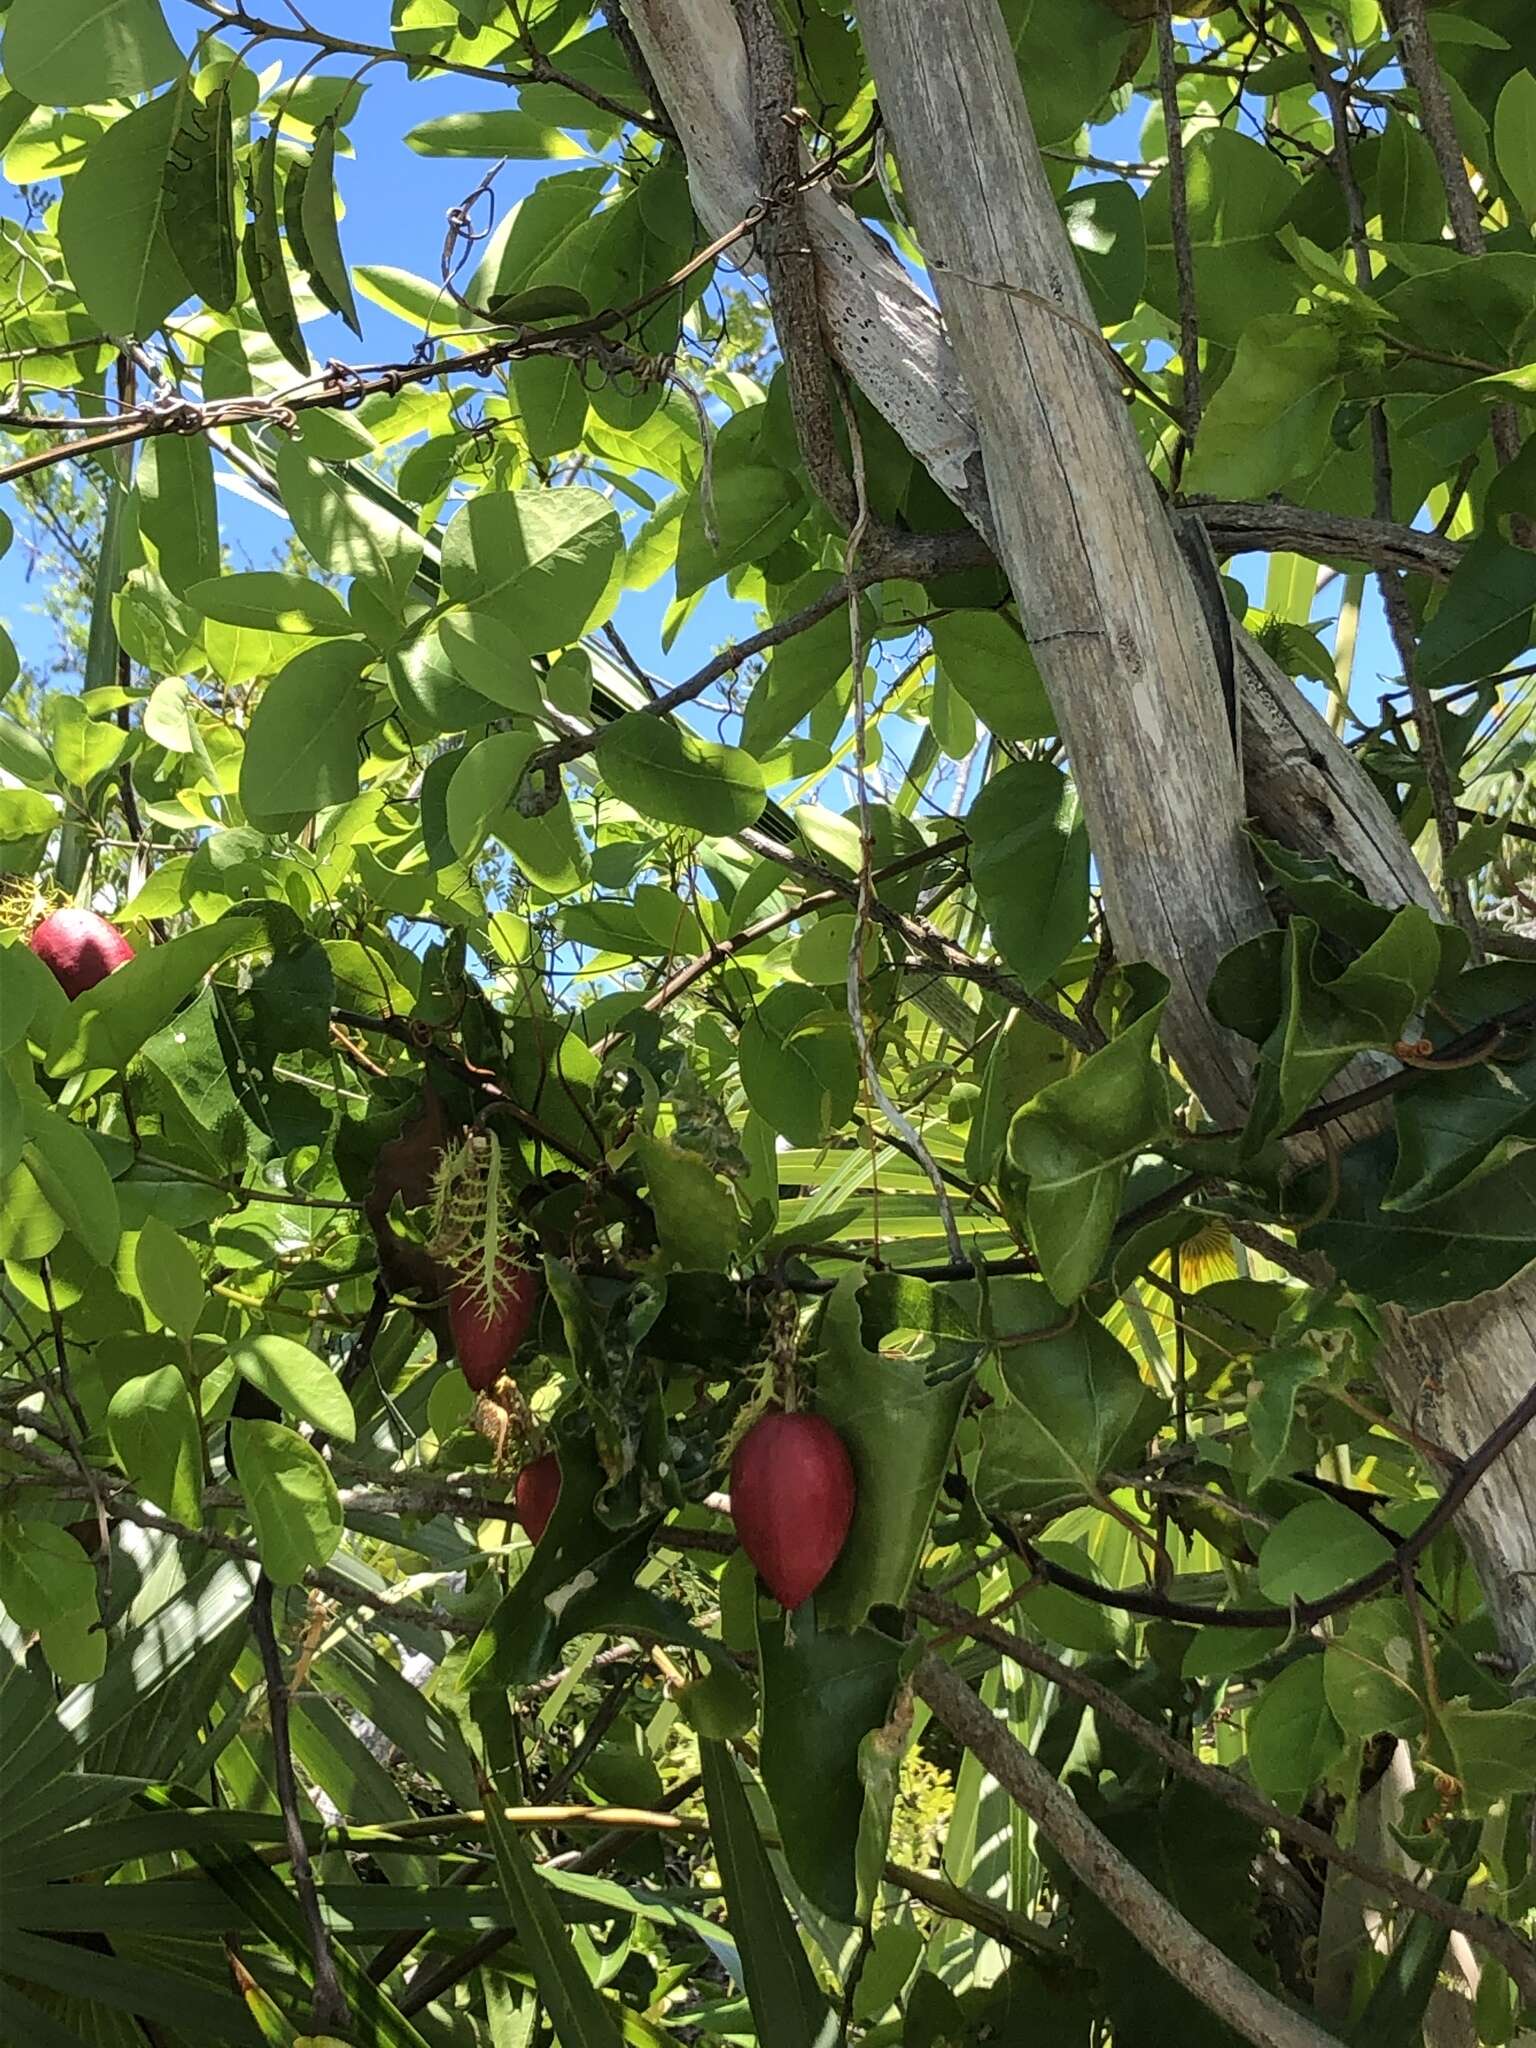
[620,0,1536,1663]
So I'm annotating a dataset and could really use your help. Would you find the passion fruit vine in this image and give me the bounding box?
[29,907,134,998]
[729,1411,856,1611]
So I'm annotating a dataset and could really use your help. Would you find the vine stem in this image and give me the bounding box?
[251,1575,350,2033]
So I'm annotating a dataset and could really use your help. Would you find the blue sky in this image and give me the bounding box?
[1,1,1400,761]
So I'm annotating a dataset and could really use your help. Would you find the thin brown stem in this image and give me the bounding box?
[251,1576,350,2033]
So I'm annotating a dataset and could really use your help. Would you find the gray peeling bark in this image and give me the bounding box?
[849,0,1274,1119]
[618,0,1536,1663]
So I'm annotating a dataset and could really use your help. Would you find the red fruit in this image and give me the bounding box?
[729,1412,856,1611]
[29,908,134,999]
[449,1260,540,1393]
[515,1451,562,1545]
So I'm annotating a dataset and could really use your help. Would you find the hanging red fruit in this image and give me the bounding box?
[449,1259,540,1393]
[729,1411,856,1611]
[515,1451,562,1545]
[29,908,134,998]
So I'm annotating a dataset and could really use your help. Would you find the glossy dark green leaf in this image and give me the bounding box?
[165,81,238,310]
[1060,177,1145,327]
[1418,534,1536,688]
[1388,961,1536,1210]
[246,121,308,372]
[966,760,1089,992]
[1005,993,1176,1301]
[1246,1654,1346,1812]
[699,1741,837,2048]
[300,116,362,335]
[757,1603,902,1923]
[813,1274,973,1629]
[976,1279,1167,1518]
[1303,1132,1536,1311]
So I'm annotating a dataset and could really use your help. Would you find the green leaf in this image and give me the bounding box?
[674,461,807,599]
[47,915,259,1078]
[1250,909,1441,1143]
[1417,535,1536,688]
[1061,177,1146,327]
[1256,1497,1394,1605]
[699,1741,836,2048]
[22,1104,120,1265]
[229,1333,356,1441]
[45,693,129,788]
[0,939,58,1057]
[1387,962,1536,1210]
[238,640,374,831]
[437,610,546,713]
[185,571,354,636]
[3,0,181,106]
[134,1214,205,1337]
[165,82,238,310]
[757,1602,903,1924]
[1247,1343,1319,1490]
[929,610,1055,741]
[1307,1134,1536,1312]
[739,984,859,1145]
[1143,129,1302,346]
[1323,1599,1425,1742]
[1494,70,1536,223]
[230,1419,342,1585]
[1005,994,1176,1302]
[1377,112,1447,242]
[440,486,622,650]
[976,1279,1166,1518]
[0,1519,96,1631]
[1184,317,1344,498]
[274,439,423,597]
[1246,1654,1346,1811]
[466,163,608,307]
[57,88,190,334]
[107,1366,205,1529]
[404,108,584,158]
[447,730,591,894]
[966,760,1089,992]
[813,1273,973,1629]
[739,584,855,758]
[597,712,766,836]
[299,116,362,335]
[633,1132,741,1272]
[1434,1701,1536,1810]
[246,118,307,372]
[137,433,220,593]
[480,1773,625,2047]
